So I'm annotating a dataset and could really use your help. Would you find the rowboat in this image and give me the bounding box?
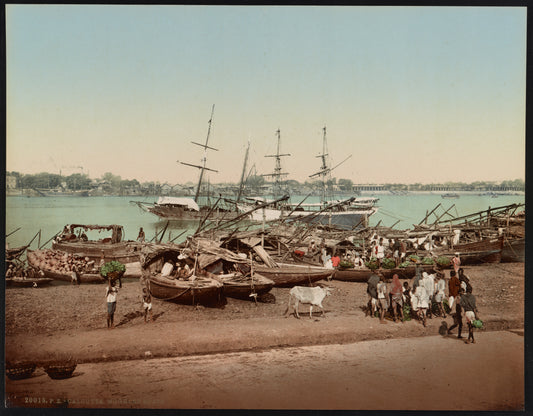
[334,264,438,282]
[146,275,223,306]
[501,237,525,263]
[5,277,54,287]
[211,272,275,300]
[254,262,334,287]
[27,249,106,284]
[447,237,503,264]
[51,224,144,264]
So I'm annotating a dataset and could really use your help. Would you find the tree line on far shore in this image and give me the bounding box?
[5,171,525,196]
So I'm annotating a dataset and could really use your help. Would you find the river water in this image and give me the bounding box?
[5,193,525,250]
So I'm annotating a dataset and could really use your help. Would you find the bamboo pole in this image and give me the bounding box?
[39,230,62,249]
[6,227,21,238]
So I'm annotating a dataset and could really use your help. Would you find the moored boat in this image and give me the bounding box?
[211,272,275,300]
[254,262,334,287]
[334,264,438,282]
[501,237,525,262]
[51,224,144,264]
[27,249,106,284]
[146,274,224,306]
[5,277,54,287]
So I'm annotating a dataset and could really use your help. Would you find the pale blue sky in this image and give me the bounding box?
[6,5,526,184]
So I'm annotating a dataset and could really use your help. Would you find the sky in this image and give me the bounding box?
[6,5,526,185]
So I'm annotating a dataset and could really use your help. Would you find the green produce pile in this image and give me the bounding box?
[365,257,378,270]
[99,260,126,278]
[421,257,435,265]
[436,256,451,267]
[408,254,420,262]
[339,261,354,269]
[382,258,396,269]
[398,261,412,268]
[402,304,412,321]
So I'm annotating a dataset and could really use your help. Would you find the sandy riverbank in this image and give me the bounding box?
[5,262,524,365]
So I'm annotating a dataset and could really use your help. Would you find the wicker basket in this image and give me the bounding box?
[6,363,37,380]
[44,363,77,380]
[106,270,124,281]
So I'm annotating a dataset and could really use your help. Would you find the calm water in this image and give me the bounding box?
[5,193,525,250]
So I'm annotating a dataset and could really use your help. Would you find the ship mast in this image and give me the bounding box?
[236,140,251,204]
[263,129,290,200]
[179,104,219,203]
[309,126,352,204]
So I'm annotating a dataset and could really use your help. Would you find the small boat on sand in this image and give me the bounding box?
[254,262,334,287]
[211,272,275,300]
[27,249,106,284]
[146,274,223,306]
[334,264,438,282]
[5,277,54,288]
[52,224,144,264]
[501,237,525,263]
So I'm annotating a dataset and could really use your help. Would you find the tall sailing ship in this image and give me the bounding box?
[132,105,240,221]
[237,127,378,230]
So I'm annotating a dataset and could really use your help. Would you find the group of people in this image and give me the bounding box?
[366,264,480,344]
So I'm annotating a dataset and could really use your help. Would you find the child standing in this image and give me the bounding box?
[142,287,153,323]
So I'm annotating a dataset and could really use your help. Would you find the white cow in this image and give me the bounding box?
[285,285,333,319]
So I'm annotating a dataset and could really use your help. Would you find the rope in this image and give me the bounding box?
[147,279,194,301]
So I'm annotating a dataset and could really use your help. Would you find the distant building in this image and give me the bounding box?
[352,184,384,192]
[6,175,17,189]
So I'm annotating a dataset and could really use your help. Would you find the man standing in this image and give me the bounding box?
[137,227,145,242]
[422,272,435,319]
[376,274,388,324]
[448,270,461,310]
[447,288,464,339]
[390,274,404,323]
[376,238,385,269]
[413,283,428,327]
[366,273,380,318]
[452,253,461,275]
[106,281,119,329]
[460,286,480,344]
[434,273,447,318]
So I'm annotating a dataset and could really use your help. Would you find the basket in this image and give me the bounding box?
[44,363,77,380]
[107,271,124,280]
[6,363,36,380]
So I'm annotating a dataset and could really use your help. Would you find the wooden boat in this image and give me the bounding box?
[51,224,143,264]
[441,193,460,199]
[501,237,525,263]
[450,237,503,264]
[6,245,29,261]
[211,272,275,300]
[236,128,377,230]
[334,264,438,282]
[254,262,334,287]
[27,249,106,283]
[131,106,240,222]
[5,277,53,287]
[146,275,223,306]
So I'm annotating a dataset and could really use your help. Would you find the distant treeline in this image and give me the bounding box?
[5,171,525,195]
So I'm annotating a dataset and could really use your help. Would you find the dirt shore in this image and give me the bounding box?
[5,262,524,365]
[5,331,524,410]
